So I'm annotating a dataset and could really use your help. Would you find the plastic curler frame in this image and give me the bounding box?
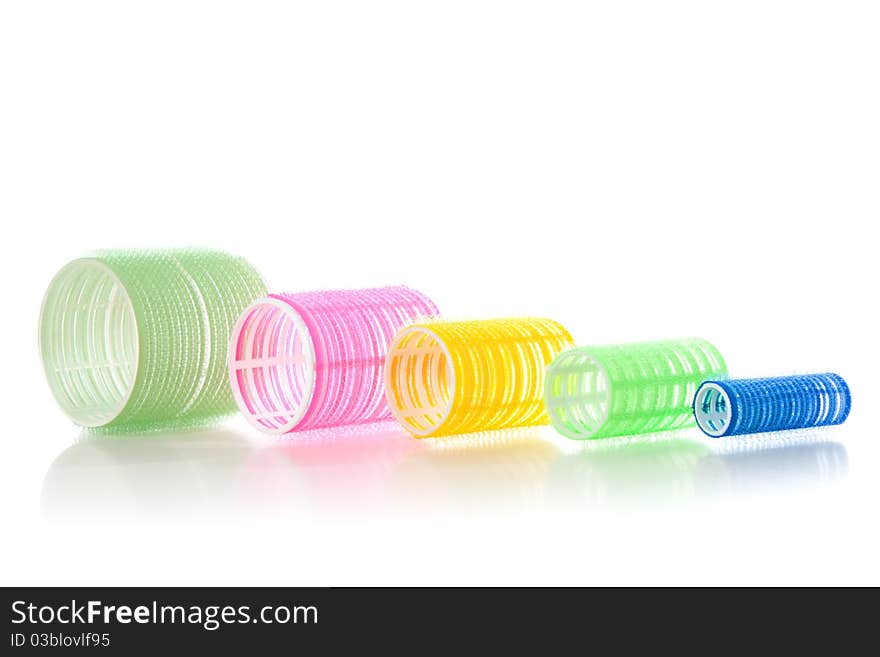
[694,373,851,438]
[384,318,575,438]
[39,249,267,431]
[545,338,728,440]
[228,286,439,435]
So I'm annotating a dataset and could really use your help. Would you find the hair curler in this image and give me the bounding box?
[229,287,439,434]
[694,373,851,438]
[384,318,574,437]
[40,249,267,431]
[545,338,727,440]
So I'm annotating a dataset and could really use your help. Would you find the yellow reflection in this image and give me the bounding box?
[389,427,563,512]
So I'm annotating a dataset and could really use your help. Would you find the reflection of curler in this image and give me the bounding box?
[229,287,439,434]
[40,430,307,519]
[694,373,851,438]
[546,437,710,509]
[39,250,267,431]
[696,440,848,495]
[545,338,727,440]
[389,429,560,510]
[546,435,847,509]
[384,318,575,437]
[242,424,420,512]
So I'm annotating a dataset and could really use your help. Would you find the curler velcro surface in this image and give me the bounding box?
[39,249,267,431]
[384,318,575,438]
[694,373,851,438]
[545,338,728,440]
[229,287,439,434]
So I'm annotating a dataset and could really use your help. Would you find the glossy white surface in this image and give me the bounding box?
[1,1,877,585]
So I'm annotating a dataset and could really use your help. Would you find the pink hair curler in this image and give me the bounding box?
[229,287,440,434]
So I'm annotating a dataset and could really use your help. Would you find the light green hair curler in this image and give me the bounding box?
[39,249,267,432]
[545,338,728,440]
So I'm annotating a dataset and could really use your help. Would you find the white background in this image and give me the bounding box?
[0,1,877,585]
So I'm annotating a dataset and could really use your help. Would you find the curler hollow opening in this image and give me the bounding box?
[384,326,455,437]
[228,298,317,435]
[39,259,139,427]
[545,352,612,439]
[694,382,731,438]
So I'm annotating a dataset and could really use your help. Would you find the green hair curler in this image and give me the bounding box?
[545,338,728,440]
[39,249,267,432]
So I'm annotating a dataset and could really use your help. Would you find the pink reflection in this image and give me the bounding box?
[240,421,424,512]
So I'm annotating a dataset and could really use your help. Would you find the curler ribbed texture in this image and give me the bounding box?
[384,318,575,438]
[229,287,439,434]
[694,373,851,438]
[39,249,267,431]
[545,338,728,440]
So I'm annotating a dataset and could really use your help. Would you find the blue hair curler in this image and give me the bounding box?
[694,373,851,438]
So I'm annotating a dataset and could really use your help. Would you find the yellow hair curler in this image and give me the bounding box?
[384,318,575,437]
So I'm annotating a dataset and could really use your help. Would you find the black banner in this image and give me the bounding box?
[0,587,843,651]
